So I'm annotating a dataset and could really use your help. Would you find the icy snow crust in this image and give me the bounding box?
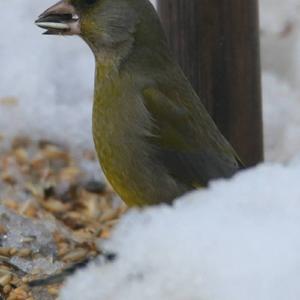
[0,205,64,275]
[61,162,300,300]
[0,205,55,253]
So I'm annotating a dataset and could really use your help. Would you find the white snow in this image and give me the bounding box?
[61,162,300,300]
[263,73,300,161]
[260,0,300,34]
[0,0,94,150]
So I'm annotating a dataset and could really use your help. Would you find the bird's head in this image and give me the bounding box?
[35,0,163,55]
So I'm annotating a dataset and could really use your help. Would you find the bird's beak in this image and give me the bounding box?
[35,0,80,35]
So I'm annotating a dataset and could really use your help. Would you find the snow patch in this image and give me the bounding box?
[60,162,300,300]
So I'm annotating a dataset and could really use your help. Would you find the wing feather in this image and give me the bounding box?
[143,87,241,187]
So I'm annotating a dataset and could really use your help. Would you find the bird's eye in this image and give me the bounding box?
[85,0,97,5]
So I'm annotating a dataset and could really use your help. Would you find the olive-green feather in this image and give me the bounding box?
[143,87,240,187]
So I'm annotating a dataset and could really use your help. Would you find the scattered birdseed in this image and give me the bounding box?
[0,137,125,299]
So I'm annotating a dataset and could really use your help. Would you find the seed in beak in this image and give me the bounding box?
[72,14,79,21]
[35,21,70,30]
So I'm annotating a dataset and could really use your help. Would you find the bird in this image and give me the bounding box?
[35,0,242,207]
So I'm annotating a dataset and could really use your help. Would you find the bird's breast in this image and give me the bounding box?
[92,76,156,205]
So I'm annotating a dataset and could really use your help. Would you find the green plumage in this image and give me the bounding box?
[37,0,242,206]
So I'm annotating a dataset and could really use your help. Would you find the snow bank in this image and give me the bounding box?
[61,161,300,300]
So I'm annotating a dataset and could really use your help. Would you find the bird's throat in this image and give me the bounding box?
[90,37,134,77]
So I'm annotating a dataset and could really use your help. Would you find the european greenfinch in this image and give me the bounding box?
[36,0,242,206]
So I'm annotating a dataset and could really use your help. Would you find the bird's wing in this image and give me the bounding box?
[143,87,240,188]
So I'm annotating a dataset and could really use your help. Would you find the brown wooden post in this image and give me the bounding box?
[157,0,263,167]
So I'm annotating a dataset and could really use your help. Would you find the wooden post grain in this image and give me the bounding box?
[157,0,263,166]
